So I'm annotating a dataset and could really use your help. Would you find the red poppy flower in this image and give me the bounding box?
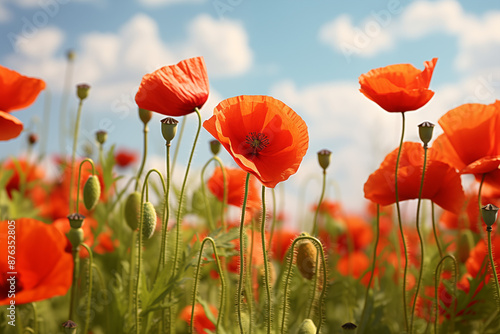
[0,218,73,305]
[135,57,209,116]
[180,303,217,334]
[464,235,500,295]
[93,229,119,254]
[270,228,299,262]
[337,251,371,284]
[115,149,138,168]
[437,101,500,187]
[359,58,437,113]
[207,166,261,212]
[204,95,309,188]
[3,158,45,199]
[364,142,465,214]
[335,215,373,255]
[0,65,46,140]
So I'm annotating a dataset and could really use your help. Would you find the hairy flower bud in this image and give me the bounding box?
[296,236,317,280]
[125,191,141,231]
[83,175,101,211]
[142,201,157,240]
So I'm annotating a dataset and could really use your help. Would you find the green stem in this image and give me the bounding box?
[30,303,38,334]
[487,229,500,310]
[260,186,272,333]
[410,144,429,333]
[75,159,96,214]
[237,173,251,334]
[311,170,327,236]
[92,263,110,334]
[360,204,380,331]
[431,202,443,258]
[135,124,149,191]
[434,255,458,334]
[69,98,85,213]
[69,247,80,320]
[157,143,171,279]
[81,243,93,334]
[395,112,409,332]
[171,116,186,176]
[268,188,277,250]
[127,231,136,318]
[281,236,327,334]
[39,89,51,161]
[190,237,226,333]
[306,243,320,319]
[135,169,165,334]
[200,157,227,231]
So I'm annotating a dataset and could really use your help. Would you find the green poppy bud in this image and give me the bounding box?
[210,140,221,156]
[83,175,101,211]
[62,320,77,334]
[317,149,332,171]
[125,191,141,231]
[482,204,499,231]
[67,213,85,229]
[142,201,157,240]
[95,130,107,145]
[418,121,435,147]
[160,117,179,143]
[296,235,317,280]
[298,319,317,334]
[68,227,84,249]
[77,84,90,100]
[139,108,153,125]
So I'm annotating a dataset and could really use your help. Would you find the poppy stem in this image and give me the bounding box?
[134,123,149,191]
[433,255,458,334]
[75,158,96,214]
[260,186,273,333]
[359,204,380,331]
[200,156,227,231]
[155,143,170,282]
[69,98,85,214]
[431,202,443,258]
[280,236,327,334]
[311,170,327,236]
[81,243,93,334]
[171,115,186,177]
[268,188,277,250]
[410,144,429,333]
[39,88,52,161]
[190,237,226,333]
[395,112,410,332]
[487,228,500,310]
[237,173,251,334]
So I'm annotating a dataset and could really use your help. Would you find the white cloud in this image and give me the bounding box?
[15,26,63,59]
[138,0,205,6]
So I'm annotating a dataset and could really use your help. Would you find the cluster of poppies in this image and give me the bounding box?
[1,54,499,334]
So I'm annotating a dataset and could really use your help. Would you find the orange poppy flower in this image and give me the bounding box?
[270,228,299,262]
[180,303,218,334]
[364,142,465,213]
[336,251,371,284]
[203,95,309,188]
[115,148,138,168]
[207,166,261,212]
[135,57,209,117]
[464,235,500,293]
[3,158,45,199]
[358,58,437,113]
[0,218,73,305]
[437,101,500,187]
[0,65,46,140]
[93,229,119,254]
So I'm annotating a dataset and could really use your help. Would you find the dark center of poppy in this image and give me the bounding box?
[245,132,269,155]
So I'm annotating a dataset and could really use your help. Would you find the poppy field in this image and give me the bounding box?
[1,53,500,334]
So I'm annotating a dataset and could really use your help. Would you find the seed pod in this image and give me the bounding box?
[83,175,101,210]
[124,192,141,231]
[298,319,317,334]
[142,201,157,240]
[296,239,317,280]
[68,228,84,249]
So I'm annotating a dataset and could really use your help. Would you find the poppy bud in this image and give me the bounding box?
[62,320,77,334]
[317,149,332,171]
[125,191,141,231]
[68,227,84,249]
[67,213,85,229]
[28,133,38,145]
[481,204,499,230]
[341,322,357,330]
[95,130,107,145]
[296,235,317,280]
[66,50,76,62]
[139,108,153,125]
[83,175,101,210]
[142,201,157,240]
[210,140,221,156]
[418,121,434,147]
[298,319,317,334]
[76,84,90,100]
[160,117,179,143]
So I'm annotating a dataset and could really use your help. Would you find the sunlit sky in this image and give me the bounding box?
[1,0,500,222]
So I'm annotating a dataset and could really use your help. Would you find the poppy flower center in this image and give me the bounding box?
[245,132,269,155]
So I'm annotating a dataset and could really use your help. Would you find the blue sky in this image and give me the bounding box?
[1,0,500,219]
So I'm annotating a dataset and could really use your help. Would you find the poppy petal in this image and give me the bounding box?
[0,65,46,112]
[0,111,23,140]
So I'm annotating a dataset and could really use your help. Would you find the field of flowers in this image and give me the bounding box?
[1,55,500,334]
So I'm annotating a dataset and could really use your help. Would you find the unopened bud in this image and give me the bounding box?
[67,213,85,229]
[125,191,141,231]
[76,84,90,100]
[317,149,332,171]
[160,117,179,143]
[28,133,38,145]
[418,121,435,147]
[482,204,499,230]
[68,228,84,249]
[142,201,157,240]
[296,233,317,280]
[139,108,153,125]
[298,319,317,333]
[95,130,107,145]
[83,175,101,211]
[210,140,221,156]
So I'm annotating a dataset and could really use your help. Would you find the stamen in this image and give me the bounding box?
[245,132,270,155]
